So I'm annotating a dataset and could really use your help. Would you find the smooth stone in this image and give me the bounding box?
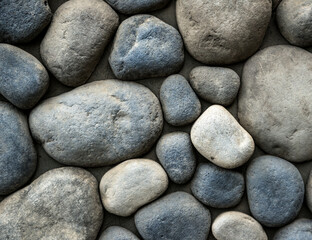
[306,169,312,212]
[0,44,49,109]
[191,163,244,208]
[176,0,271,65]
[100,159,168,217]
[0,102,37,195]
[189,66,240,106]
[238,45,312,162]
[29,80,163,167]
[160,74,201,126]
[99,226,139,240]
[212,211,268,240]
[274,218,312,240]
[246,155,304,227]
[0,0,52,43]
[109,15,184,80]
[135,191,211,240]
[191,105,255,169]
[40,0,119,87]
[156,132,196,184]
[0,167,103,240]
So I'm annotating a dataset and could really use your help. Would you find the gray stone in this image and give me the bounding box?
[189,66,240,106]
[273,0,282,9]
[0,102,37,195]
[238,45,312,162]
[40,0,119,87]
[176,0,271,65]
[29,80,163,167]
[246,155,304,227]
[160,74,201,126]
[274,218,312,240]
[156,132,196,184]
[0,0,52,43]
[109,15,184,80]
[135,191,211,240]
[306,169,312,212]
[191,105,254,169]
[0,44,49,109]
[99,226,139,240]
[0,167,103,240]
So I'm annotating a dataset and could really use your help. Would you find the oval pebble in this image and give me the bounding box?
[274,218,312,240]
[99,226,139,240]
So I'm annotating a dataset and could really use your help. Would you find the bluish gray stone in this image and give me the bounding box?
[274,218,312,240]
[247,155,304,227]
[109,15,184,80]
[160,74,201,126]
[135,191,211,240]
[99,226,139,240]
[191,163,244,208]
[0,101,37,195]
[307,169,312,213]
[156,132,196,184]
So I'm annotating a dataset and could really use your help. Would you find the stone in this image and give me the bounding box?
[29,80,163,167]
[135,191,211,240]
[273,0,282,9]
[0,0,52,43]
[156,132,196,184]
[212,211,268,240]
[246,155,304,227]
[40,0,119,87]
[306,169,312,212]
[277,0,312,47]
[109,15,184,80]
[0,44,49,109]
[274,218,312,240]
[189,66,240,106]
[160,74,201,126]
[100,159,168,217]
[0,102,37,195]
[191,163,244,208]
[191,105,254,169]
[238,45,312,162]
[99,226,139,240]
[176,0,271,65]
[0,167,103,240]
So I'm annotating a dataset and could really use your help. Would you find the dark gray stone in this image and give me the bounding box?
[246,155,304,227]
[274,218,312,240]
[306,169,312,213]
[109,15,184,80]
[273,0,282,9]
[99,226,139,240]
[135,191,211,240]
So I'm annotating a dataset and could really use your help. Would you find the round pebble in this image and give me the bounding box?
[274,218,312,240]
[99,226,139,240]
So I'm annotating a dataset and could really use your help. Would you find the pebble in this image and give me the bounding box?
[160,74,201,126]
[109,15,184,80]
[0,167,103,240]
[29,80,163,167]
[156,132,196,184]
[306,169,312,212]
[99,226,139,240]
[135,191,211,240]
[246,155,304,227]
[191,105,254,169]
[40,0,119,87]
[274,218,312,240]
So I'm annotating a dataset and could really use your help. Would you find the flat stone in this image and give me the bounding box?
[156,132,196,184]
[176,0,271,65]
[40,0,119,87]
[99,226,139,240]
[160,74,201,126]
[246,155,304,227]
[29,80,163,167]
[100,159,168,216]
[109,15,184,80]
[0,167,103,240]
[306,169,312,212]
[191,105,255,169]
[191,163,244,208]
[189,66,240,106]
[274,218,312,240]
[238,45,312,162]
[135,191,211,240]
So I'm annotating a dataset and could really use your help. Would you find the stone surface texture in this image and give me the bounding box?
[99,226,139,240]
[274,218,312,240]
[306,169,312,213]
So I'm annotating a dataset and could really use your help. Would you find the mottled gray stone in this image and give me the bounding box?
[135,191,211,240]
[99,226,139,240]
[109,15,184,80]
[306,170,312,213]
[274,218,312,240]
[0,167,103,240]
[160,74,201,126]
[29,80,163,167]
[176,0,271,65]
[246,155,304,227]
[40,0,119,87]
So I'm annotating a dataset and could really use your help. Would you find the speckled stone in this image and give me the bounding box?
[99,226,139,240]
[306,169,312,213]
[274,218,312,240]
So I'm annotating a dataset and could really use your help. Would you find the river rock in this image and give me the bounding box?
[99,226,139,240]
[176,0,271,65]
[40,0,119,87]
[0,167,103,240]
[191,105,254,169]
[29,80,163,167]
[109,15,184,80]
[135,191,211,240]
[306,169,312,212]
[274,218,312,240]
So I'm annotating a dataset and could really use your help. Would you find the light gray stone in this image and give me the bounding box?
[99,226,139,240]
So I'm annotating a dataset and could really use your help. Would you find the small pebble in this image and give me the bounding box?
[274,218,312,240]
[99,226,139,240]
